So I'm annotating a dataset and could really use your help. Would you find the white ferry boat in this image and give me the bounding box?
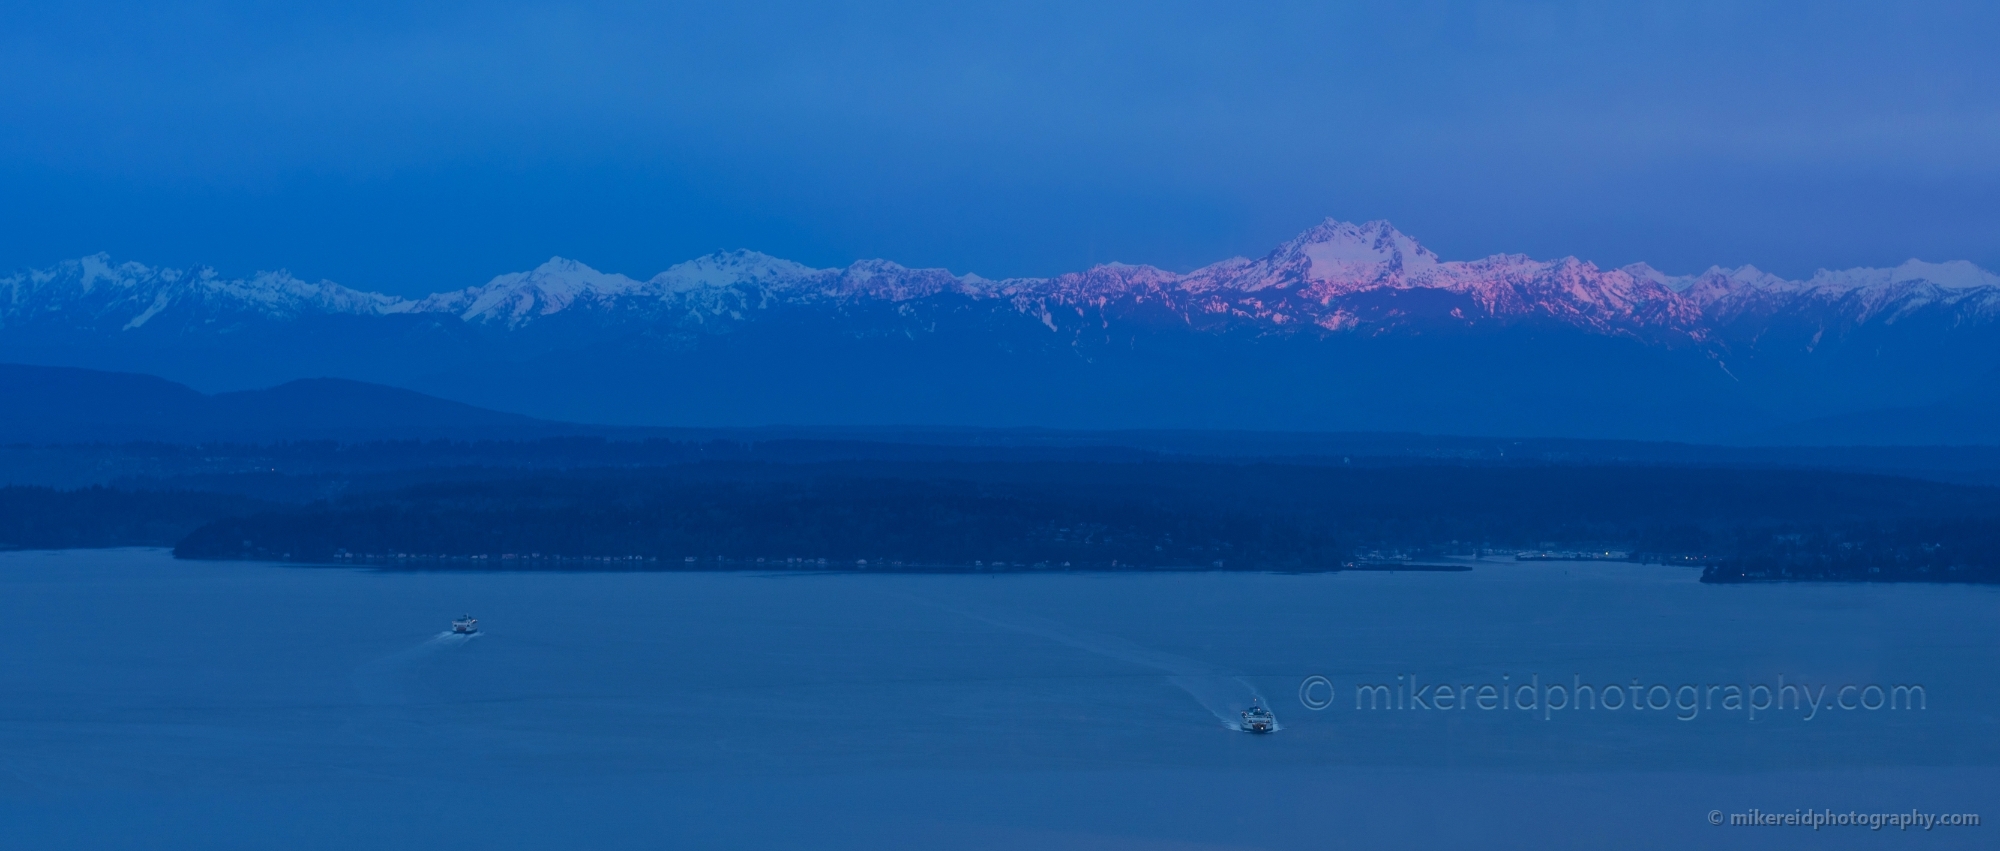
[1241,699,1276,733]
[451,615,479,635]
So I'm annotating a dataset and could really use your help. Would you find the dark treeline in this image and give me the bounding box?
[1702,518,2000,583]
[0,486,274,550]
[15,432,2000,492]
[174,477,1345,569]
[13,456,1999,577]
[162,462,2000,575]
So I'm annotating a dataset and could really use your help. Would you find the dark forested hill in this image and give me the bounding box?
[0,363,594,443]
[166,462,2000,576]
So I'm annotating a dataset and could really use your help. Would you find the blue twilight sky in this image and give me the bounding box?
[1,1,1996,296]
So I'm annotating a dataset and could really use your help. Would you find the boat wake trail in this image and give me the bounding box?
[917,599,1274,731]
[352,631,482,706]
[1167,675,1274,732]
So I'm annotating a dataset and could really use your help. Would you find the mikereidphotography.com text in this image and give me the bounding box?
[1297,674,1925,721]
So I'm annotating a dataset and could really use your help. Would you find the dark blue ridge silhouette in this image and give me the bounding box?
[0,363,590,443]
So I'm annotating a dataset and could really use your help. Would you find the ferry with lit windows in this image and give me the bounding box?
[1241,699,1276,733]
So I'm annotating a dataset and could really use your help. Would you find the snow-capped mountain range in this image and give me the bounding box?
[4,220,1998,443]
[8,219,1996,340]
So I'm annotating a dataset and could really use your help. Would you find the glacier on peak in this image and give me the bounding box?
[1290,218,1441,282]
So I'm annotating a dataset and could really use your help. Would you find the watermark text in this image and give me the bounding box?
[1297,674,1924,721]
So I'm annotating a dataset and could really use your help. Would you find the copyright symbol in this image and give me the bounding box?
[1708,810,1723,825]
[1298,676,1334,710]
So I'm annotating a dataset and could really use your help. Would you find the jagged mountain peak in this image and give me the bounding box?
[1277,218,1441,282]
[1617,262,1686,290]
[649,250,820,293]
[828,258,992,300]
[509,256,637,290]
[1,252,402,328]
[1809,258,2000,291]
[15,253,185,289]
[1701,264,1790,288]
[64,252,167,288]
[1029,261,1181,299]
[411,256,646,323]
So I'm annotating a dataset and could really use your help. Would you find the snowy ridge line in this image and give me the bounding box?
[5,219,1997,338]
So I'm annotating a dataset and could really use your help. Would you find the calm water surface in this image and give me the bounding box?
[1,549,1994,849]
